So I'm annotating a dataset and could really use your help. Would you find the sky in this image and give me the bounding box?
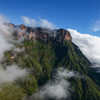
[0,0,99,36]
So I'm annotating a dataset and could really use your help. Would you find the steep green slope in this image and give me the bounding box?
[53,40,100,100]
[53,41,90,73]
[1,34,100,100]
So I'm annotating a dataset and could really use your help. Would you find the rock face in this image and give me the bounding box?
[56,29,72,42]
[12,25,72,42]
[19,24,27,30]
[64,31,72,41]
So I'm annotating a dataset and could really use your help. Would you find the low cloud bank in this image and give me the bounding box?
[68,29,100,67]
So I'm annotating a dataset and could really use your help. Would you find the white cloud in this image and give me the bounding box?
[0,15,13,60]
[0,15,10,34]
[22,16,37,27]
[0,65,27,84]
[0,15,28,84]
[39,19,56,29]
[30,68,78,100]
[39,79,70,99]
[93,20,100,32]
[68,29,100,66]
[22,16,56,29]
[0,34,12,60]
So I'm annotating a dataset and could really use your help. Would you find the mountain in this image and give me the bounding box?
[1,25,100,100]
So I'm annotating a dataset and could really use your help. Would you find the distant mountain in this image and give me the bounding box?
[1,25,100,100]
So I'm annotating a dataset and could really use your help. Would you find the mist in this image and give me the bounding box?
[0,15,13,60]
[0,65,27,84]
[28,68,79,100]
[68,29,100,68]
[0,15,28,84]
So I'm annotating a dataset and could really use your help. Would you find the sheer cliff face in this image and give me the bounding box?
[64,31,72,41]
[55,29,72,42]
[11,24,72,42]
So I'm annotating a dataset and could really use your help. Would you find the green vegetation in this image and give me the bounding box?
[0,84,26,100]
[1,38,100,100]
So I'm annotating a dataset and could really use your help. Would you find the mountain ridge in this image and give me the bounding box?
[0,24,100,100]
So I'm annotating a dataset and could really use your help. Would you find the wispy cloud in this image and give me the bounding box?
[93,20,100,32]
[22,16,56,29]
[39,18,56,29]
[22,16,37,27]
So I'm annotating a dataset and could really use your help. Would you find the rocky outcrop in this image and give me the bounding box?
[64,31,72,41]
[56,29,72,42]
[11,24,72,42]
